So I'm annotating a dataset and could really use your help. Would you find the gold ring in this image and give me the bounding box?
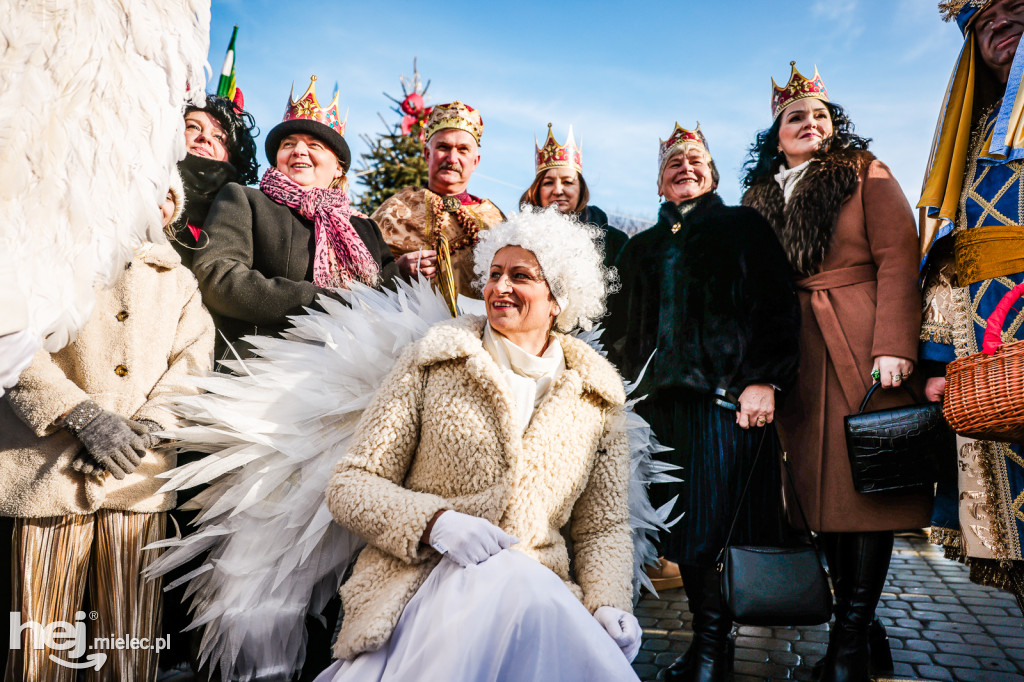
[757,416,767,424]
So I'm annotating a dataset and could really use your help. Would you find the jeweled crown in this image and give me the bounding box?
[658,123,709,172]
[424,101,484,144]
[283,76,346,136]
[535,123,582,176]
[771,62,829,120]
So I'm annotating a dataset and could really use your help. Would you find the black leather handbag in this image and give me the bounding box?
[844,381,955,494]
[717,429,833,626]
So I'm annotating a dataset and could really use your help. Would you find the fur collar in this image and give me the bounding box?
[135,241,182,270]
[742,148,874,276]
[415,315,625,406]
[658,193,724,231]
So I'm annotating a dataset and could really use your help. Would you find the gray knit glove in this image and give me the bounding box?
[128,419,164,450]
[65,400,144,480]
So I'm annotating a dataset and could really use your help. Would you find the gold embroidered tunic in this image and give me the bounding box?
[372,187,505,300]
[921,105,1024,595]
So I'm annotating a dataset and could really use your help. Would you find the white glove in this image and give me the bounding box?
[0,328,37,393]
[594,606,643,662]
[428,510,518,567]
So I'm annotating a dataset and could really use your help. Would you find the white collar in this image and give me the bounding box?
[482,325,565,435]
[774,159,813,204]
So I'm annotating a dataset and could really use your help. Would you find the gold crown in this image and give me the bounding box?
[424,101,483,144]
[771,62,829,120]
[283,75,347,135]
[658,123,709,172]
[535,123,582,176]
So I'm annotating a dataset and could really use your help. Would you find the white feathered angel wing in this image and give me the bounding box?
[146,280,677,681]
[574,329,680,596]
[145,280,454,680]
[0,0,211,393]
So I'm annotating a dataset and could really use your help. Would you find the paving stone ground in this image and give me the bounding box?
[631,534,1024,682]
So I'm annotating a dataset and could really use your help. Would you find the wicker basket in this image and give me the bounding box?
[943,282,1024,442]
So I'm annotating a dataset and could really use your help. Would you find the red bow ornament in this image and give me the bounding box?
[400,93,432,140]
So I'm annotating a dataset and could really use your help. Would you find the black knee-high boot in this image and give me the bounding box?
[664,566,733,682]
[813,532,848,676]
[817,531,894,682]
[813,532,894,678]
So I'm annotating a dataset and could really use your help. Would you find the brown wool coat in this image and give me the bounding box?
[0,243,214,517]
[743,151,932,532]
[326,316,633,660]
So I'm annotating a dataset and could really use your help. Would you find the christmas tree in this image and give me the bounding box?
[356,60,432,215]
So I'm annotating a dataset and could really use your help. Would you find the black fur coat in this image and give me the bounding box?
[741,149,875,276]
[606,193,800,398]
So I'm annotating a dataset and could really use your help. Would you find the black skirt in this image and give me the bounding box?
[638,388,791,567]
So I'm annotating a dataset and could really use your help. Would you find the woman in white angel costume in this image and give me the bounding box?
[148,207,675,681]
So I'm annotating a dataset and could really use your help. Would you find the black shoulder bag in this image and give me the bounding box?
[716,428,833,626]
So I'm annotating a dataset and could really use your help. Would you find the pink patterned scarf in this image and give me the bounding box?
[259,167,379,288]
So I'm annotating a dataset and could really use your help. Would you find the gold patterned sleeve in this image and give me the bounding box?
[371,188,430,259]
[920,235,958,362]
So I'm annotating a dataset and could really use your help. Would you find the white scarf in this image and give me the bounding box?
[482,324,565,437]
[774,159,812,204]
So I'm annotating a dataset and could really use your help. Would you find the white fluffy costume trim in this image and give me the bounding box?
[0,0,211,392]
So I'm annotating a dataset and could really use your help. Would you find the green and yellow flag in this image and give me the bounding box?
[216,25,238,100]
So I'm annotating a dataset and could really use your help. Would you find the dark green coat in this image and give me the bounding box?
[192,183,399,358]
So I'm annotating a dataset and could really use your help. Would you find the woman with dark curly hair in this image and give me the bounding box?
[169,94,259,269]
[159,93,262,674]
[518,124,627,268]
[741,63,930,682]
[741,102,868,189]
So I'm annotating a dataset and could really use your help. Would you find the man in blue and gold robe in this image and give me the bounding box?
[919,0,1024,607]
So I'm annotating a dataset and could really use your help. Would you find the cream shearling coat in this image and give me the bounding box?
[0,243,214,517]
[327,316,633,660]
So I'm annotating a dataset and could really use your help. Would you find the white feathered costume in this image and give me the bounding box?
[0,0,211,392]
[145,280,678,681]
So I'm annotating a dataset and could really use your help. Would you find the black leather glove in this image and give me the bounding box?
[65,400,144,480]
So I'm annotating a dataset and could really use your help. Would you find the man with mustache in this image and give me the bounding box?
[919,0,1024,607]
[373,101,504,308]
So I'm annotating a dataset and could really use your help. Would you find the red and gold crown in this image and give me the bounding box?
[535,123,582,176]
[658,123,709,173]
[424,101,483,144]
[771,62,829,120]
[283,75,346,136]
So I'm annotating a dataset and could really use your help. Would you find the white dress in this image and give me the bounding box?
[313,550,640,682]
[314,328,640,682]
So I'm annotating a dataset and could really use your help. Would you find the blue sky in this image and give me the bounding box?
[207,0,964,226]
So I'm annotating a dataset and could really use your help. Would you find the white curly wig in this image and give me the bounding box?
[473,205,618,332]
